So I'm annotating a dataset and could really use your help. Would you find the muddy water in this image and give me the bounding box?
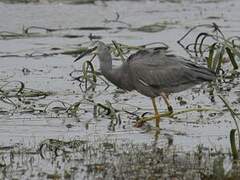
[0,0,240,179]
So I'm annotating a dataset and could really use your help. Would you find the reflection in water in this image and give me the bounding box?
[0,139,239,179]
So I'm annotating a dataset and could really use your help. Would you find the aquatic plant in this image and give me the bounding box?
[219,95,240,161]
[178,23,240,73]
[0,80,51,113]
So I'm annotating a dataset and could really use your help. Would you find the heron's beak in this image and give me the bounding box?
[74,46,97,62]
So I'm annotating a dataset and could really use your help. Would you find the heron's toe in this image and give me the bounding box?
[133,120,145,128]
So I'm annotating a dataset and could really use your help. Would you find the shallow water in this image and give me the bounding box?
[0,0,240,179]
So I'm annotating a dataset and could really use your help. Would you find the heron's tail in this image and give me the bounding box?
[184,61,217,82]
[193,66,217,82]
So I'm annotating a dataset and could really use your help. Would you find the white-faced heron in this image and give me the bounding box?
[75,41,216,128]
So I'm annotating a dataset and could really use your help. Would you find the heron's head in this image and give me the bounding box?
[74,41,111,63]
[95,41,109,54]
[91,41,112,61]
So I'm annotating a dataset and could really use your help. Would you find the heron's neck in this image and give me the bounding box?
[99,52,113,76]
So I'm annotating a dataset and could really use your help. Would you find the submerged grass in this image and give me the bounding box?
[0,81,52,99]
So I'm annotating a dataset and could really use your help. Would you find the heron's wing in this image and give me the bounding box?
[128,50,216,93]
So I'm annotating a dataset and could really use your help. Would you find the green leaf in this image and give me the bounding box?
[212,46,224,73]
[216,46,225,73]
[67,102,81,114]
[207,43,216,70]
[226,47,238,70]
[230,129,239,160]
[82,60,97,91]
[112,40,125,62]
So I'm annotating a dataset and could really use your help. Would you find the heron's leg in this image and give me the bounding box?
[160,92,173,114]
[151,97,160,128]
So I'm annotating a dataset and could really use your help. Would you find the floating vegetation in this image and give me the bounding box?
[130,21,179,33]
[39,138,88,158]
[24,26,112,34]
[0,26,111,41]
[0,0,96,4]
[0,25,112,58]
[93,101,121,130]
[0,80,52,113]
[0,80,93,117]
[0,31,29,40]
[0,24,172,59]
[42,100,85,117]
[0,81,51,99]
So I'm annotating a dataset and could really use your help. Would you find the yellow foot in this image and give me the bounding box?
[134,114,161,128]
[134,111,174,128]
[134,107,219,127]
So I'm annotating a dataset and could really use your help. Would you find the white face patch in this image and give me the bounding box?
[138,79,150,87]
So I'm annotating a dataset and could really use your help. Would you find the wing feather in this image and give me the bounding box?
[128,50,215,93]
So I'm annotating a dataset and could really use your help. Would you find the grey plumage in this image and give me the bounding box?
[95,41,216,97]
